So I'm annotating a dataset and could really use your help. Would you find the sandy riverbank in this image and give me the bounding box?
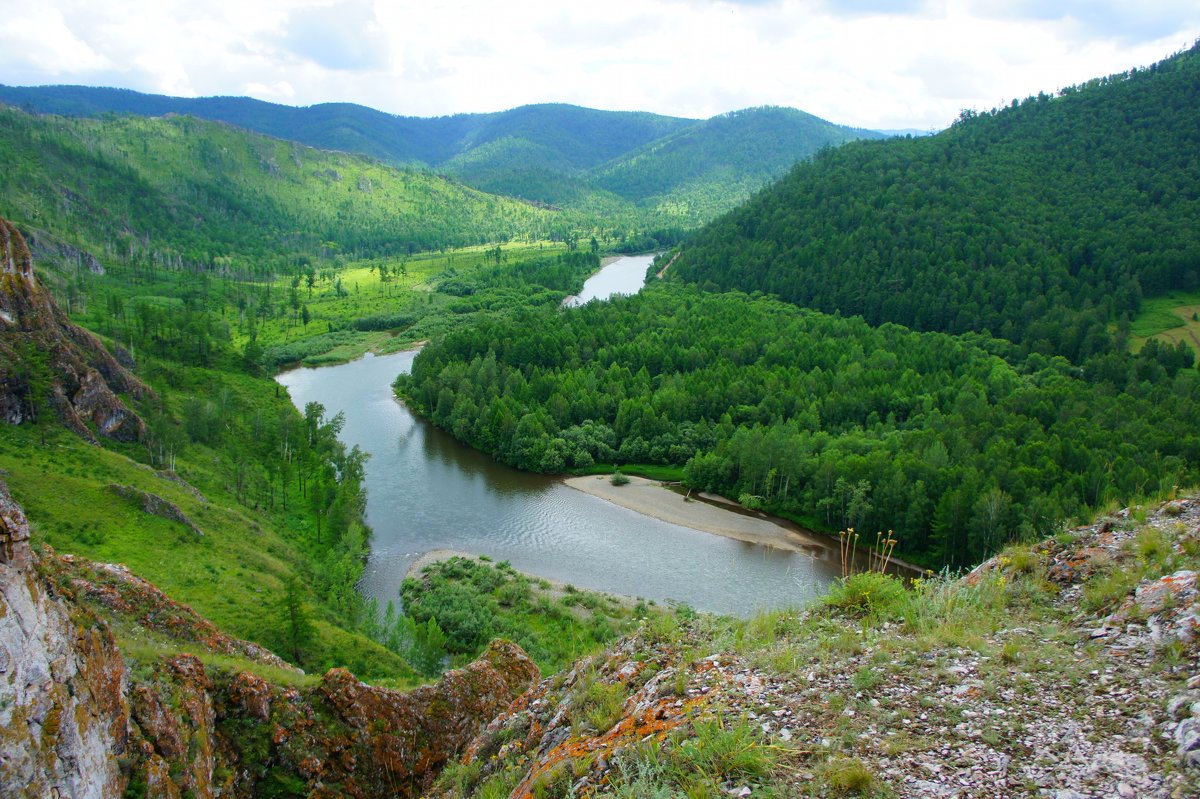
[563,475,829,553]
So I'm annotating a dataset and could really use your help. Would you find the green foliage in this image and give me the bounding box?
[592,106,882,225]
[0,86,881,230]
[577,677,629,733]
[401,284,1200,566]
[399,556,650,673]
[610,470,631,486]
[277,575,314,664]
[0,107,563,270]
[824,573,909,621]
[607,720,780,799]
[821,758,876,796]
[673,44,1200,366]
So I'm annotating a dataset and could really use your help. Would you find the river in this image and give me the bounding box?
[563,253,655,306]
[276,255,839,616]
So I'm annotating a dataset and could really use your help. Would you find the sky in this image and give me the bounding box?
[1,1,1197,130]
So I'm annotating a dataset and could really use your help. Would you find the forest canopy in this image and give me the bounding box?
[398,285,1200,567]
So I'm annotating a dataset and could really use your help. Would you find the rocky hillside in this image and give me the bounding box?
[0,219,147,443]
[430,498,1200,798]
[0,480,540,798]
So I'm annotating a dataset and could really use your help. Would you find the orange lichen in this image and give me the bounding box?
[510,694,710,799]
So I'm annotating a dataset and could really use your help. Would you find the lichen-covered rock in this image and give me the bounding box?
[0,479,129,798]
[318,639,540,794]
[0,217,149,443]
[49,553,293,669]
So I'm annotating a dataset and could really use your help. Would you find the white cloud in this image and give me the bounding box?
[0,0,1197,129]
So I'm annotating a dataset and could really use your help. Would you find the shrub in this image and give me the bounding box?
[611,470,630,486]
[824,572,908,620]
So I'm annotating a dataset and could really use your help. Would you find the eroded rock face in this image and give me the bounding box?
[1,479,542,798]
[0,480,129,798]
[0,217,149,442]
[318,640,541,792]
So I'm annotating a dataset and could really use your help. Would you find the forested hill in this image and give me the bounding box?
[671,42,1200,364]
[0,105,559,272]
[589,106,883,222]
[0,85,882,226]
[399,284,1200,568]
[446,106,884,225]
[0,86,695,168]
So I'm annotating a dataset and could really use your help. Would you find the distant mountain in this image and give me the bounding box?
[0,106,561,271]
[0,85,879,226]
[0,85,693,170]
[672,42,1200,363]
[590,106,886,224]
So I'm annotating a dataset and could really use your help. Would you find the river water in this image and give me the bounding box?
[563,253,655,306]
[276,256,839,616]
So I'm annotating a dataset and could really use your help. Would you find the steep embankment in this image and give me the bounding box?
[0,480,540,797]
[430,498,1200,798]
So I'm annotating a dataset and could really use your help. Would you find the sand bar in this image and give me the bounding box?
[563,475,830,553]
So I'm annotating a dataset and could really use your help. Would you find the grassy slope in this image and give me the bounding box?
[0,419,419,685]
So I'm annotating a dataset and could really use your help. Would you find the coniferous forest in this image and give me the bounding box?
[673,44,1200,364]
[399,285,1200,567]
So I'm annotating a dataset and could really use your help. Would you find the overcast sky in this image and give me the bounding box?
[1,1,1197,130]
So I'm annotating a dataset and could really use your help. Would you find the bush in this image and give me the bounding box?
[823,572,909,620]
[611,470,630,486]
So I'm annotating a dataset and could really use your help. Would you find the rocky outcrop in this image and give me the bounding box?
[0,218,148,442]
[0,480,129,798]
[0,479,542,798]
[48,552,292,669]
[107,483,205,538]
[21,227,105,275]
[318,640,540,792]
[437,498,1200,799]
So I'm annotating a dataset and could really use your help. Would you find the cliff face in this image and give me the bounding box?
[0,480,128,798]
[0,218,148,442]
[0,481,541,798]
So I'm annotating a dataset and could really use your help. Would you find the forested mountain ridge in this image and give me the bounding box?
[0,105,561,274]
[590,106,883,223]
[0,86,694,169]
[672,42,1200,364]
[0,85,882,226]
